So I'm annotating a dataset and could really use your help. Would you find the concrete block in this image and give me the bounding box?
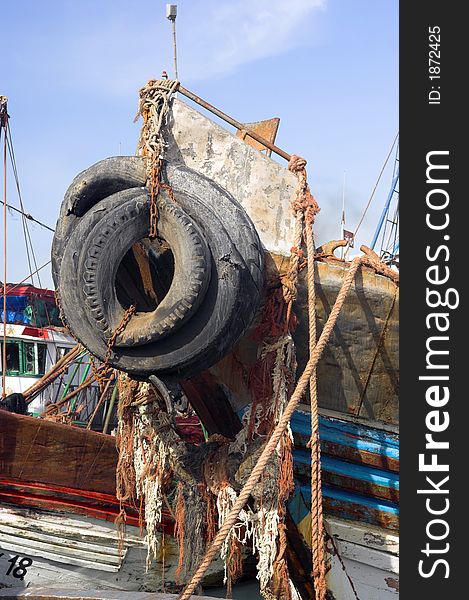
[167,99,297,257]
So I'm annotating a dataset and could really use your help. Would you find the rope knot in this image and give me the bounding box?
[360,245,400,284]
[281,277,296,304]
[304,191,320,224]
[288,154,307,174]
[290,246,303,258]
[288,154,321,224]
[290,246,308,271]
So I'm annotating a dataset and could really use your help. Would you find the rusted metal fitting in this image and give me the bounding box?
[315,239,348,258]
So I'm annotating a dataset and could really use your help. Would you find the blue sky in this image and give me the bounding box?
[1,0,398,289]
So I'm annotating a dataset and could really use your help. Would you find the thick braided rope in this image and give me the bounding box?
[289,154,326,597]
[135,78,179,238]
[136,78,179,167]
[178,256,363,600]
[283,155,320,308]
[284,212,305,306]
[305,222,327,600]
[360,245,399,284]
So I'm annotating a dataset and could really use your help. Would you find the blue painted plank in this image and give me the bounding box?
[288,483,399,530]
[293,450,399,490]
[300,484,399,515]
[318,415,399,447]
[290,412,399,461]
[291,411,399,447]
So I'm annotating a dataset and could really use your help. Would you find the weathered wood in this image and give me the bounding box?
[0,507,226,593]
[180,371,242,438]
[291,409,399,474]
[284,510,315,600]
[0,411,117,494]
[0,523,122,557]
[326,515,399,556]
[206,254,399,425]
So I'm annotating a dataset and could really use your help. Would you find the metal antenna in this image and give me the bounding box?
[166,4,178,80]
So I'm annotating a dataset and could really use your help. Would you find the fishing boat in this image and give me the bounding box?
[1,85,398,599]
[0,408,230,593]
[161,97,399,598]
[0,284,104,424]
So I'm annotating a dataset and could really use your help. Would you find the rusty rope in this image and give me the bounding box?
[305,222,326,599]
[177,151,397,598]
[283,155,320,328]
[288,155,327,599]
[177,256,364,600]
[135,78,179,238]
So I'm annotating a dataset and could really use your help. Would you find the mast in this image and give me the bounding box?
[1,95,8,398]
[370,137,399,265]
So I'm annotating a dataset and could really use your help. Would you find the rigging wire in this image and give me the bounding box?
[344,132,399,258]
[0,197,54,232]
[1,97,8,397]
[7,131,50,281]
[5,128,35,284]
[381,201,399,258]
[4,260,51,295]
[4,118,59,359]
[379,140,399,262]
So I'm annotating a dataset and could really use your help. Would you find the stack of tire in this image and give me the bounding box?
[52,157,264,380]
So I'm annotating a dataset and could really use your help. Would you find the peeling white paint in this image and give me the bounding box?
[167,100,298,257]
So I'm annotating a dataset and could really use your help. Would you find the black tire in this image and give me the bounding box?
[59,190,248,377]
[52,157,146,287]
[56,158,264,379]
[164,163,264,287]
[59,188,211,348]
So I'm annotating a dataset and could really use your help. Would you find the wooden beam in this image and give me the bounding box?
[180,371,242,439]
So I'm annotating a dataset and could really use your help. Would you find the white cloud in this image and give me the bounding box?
[180,0,326,81]
[23,0,326,95]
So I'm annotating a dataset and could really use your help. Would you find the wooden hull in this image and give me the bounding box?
[167,99,399,427]
[0,413,220,593]
[1,409,399,598]
[288,496,399,599]
[289,409,399,598]
[0,411,117,497]
[208,255,399,427]
[0,507,225,593]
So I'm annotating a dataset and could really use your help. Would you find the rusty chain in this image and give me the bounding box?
[136,78,179,239]
[84,305,136,396]
[103,304,136,370]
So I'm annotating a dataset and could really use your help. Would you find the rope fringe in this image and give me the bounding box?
[177,154,391,600]
[127,89,391,597]
[178,255,365,600]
